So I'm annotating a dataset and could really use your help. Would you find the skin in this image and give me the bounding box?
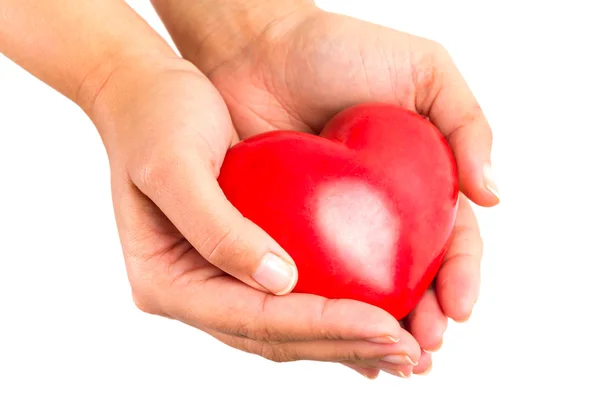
[0,0,498,381]
[153,0,499,378]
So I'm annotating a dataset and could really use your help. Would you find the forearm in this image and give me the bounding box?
[0,0,175,113]
[151,0,315,74]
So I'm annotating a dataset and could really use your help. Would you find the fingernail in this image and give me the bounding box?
[253,253,297,295]
[381,355,418,366]
[382,368,409,379]
[483,163,500,201]
[366,336,400,344]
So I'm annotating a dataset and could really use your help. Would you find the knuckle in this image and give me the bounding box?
[339,348,364,362]
[131,285,159,315]
[255,324,278,343]
[414,60,437,96]
[135,150,176,196]
[412,39,447,105]
[259,345,280,362]
[234,318,253,339]
[314,299,342,340]
[124,259,162,316]
[251,297,280,342]
[260,344,295,363]
[423,38,450,61]
[233,315,273,342]
[433,40,450,58]
[450,108,485,144]
[199,224,246,268]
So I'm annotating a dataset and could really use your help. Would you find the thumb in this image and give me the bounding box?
[415,41,500,207]
[132,142,298,295]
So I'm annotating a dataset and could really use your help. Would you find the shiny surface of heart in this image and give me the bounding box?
[218,103,459,319]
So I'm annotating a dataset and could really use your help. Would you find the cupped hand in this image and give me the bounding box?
[88,57,423,378]
[154,3,498,377]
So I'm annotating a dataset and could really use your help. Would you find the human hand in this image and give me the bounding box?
[152,0,499,377]
[89,56,423,378]
[1,0,424,380]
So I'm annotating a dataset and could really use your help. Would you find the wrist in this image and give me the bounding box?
[77,49,176,116]
[84,55,199,145]
[0,1,177,113]
[151,0,318,74]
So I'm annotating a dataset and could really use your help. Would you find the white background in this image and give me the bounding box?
[1,1,599,399]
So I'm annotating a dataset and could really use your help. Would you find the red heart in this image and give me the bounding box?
[218,103,458,319]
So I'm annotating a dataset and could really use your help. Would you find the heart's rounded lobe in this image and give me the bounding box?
[218,103,458,319]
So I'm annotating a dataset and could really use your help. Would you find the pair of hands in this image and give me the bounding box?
[89,2,498,379]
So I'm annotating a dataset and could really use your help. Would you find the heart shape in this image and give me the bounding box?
[218,103,458,319]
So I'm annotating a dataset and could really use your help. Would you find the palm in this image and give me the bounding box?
[206,11,482,353]
[208,12,425,138]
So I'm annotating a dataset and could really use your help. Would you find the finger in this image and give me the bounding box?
[347,359,414,379]
[163,273,420,356]
[380,350,431,377]
[204,328,419,368]
[359,352,430,379]
[340,363,380,380]
[436,194,482,321]
[413,349,433,375]
[414,39,499,206]
[110,175,201,313]
[405,289,448,352]
[348,345,433,378]
[129,136,298,296]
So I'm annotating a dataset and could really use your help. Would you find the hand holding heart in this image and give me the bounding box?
[146,1,498,378]
[92,2,499,380]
